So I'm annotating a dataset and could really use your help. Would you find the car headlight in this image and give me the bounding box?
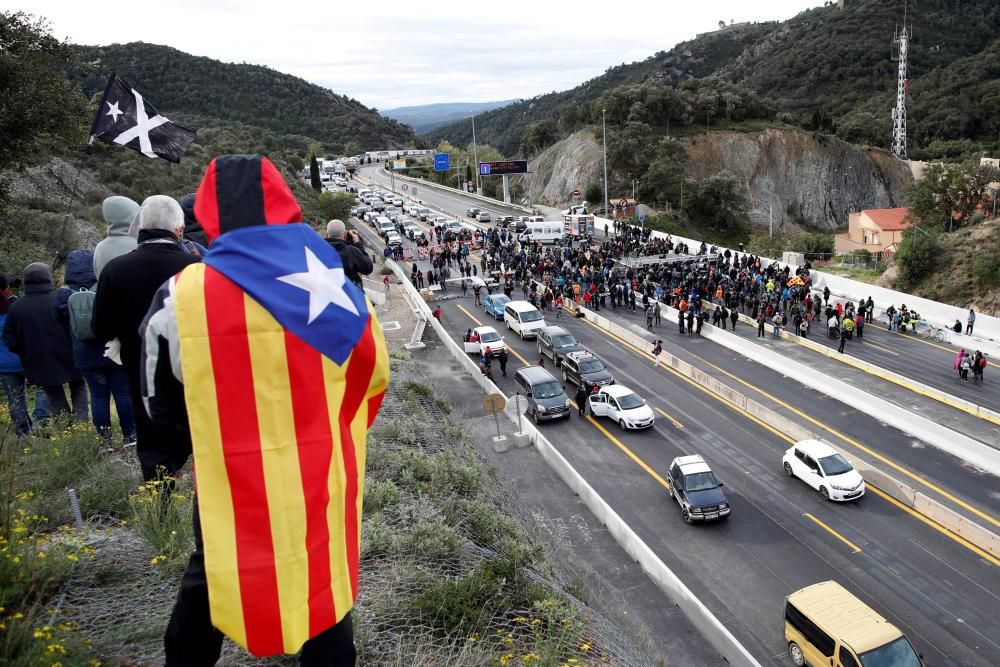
[689,507,703,513]
[537,406,547,413]
[831,483,856,491]
[719,503,729,510]
[565,399,571,407]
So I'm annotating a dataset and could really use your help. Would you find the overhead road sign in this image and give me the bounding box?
[434,153,450,171]
[480,160,528,176]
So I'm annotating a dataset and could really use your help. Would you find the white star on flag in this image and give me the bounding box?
[278,247,359,324]
[105,101,123,123]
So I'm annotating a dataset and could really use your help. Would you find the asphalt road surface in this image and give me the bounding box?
[353,168,1000,666]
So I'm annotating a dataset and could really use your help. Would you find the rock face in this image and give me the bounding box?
[682,128,914,230]
[523,127,914,231]
[521,132,604,206]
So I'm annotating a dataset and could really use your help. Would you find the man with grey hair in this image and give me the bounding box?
[325,218,373,287]
[92,195,200,481]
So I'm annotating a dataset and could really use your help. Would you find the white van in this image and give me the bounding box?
[518,221,564,245]
[504,300,547,339]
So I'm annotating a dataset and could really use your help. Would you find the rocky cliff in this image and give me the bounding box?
[523,128,914,232]
[684,129,914,230]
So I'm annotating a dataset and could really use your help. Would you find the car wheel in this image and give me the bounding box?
[619,419,627,430]
[820,486,831,500]
[506,321,511,330]
[783,462,795,478]
[532,410,539,425]
[537,343,542,355]
[788,642,805,666]
[682,508,693,524]
[561,369,568,382]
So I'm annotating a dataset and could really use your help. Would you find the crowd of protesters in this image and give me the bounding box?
[419,222,987,383]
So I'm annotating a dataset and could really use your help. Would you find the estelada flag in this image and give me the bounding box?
[172,156,388,656]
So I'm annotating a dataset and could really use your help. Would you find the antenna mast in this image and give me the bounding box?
[891,1,910,158]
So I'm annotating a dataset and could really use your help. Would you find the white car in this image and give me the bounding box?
[385,232,404,247]
[782,439,865,502]
[462,326,506,357]
[587,385,655,430]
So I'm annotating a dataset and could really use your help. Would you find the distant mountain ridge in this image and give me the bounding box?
[69,42,414,152]
[382,100,520,134]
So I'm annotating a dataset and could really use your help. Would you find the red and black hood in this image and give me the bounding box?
[194,155,302,244]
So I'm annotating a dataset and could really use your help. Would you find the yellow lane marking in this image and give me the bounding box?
[458,304,673,491]
[678,343,1000,530]
[863,341,900,356]
[579,318,797,446]
[655,407,684,428]
[867,486,1000,567]
[804,513,862,553]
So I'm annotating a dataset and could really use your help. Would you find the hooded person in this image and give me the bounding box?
[0,272,50,434]
[178,192,210,256]
[2,263,87,421]
[56,249,135,442]
[140,155,389,665]
[93,196,140,279]
[92,195,201,480]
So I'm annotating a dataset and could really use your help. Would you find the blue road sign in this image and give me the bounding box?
[434,153,450,172]
[639,213,647,222]
[480,163,491,175]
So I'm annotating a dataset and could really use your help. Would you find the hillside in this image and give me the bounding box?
[382,99,520,134]
[429,0,1000,159]
[69,42,413,152]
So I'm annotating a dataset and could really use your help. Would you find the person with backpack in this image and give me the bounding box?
[56,249,135,444]
[3,263,87,422]
[973,351,986,385]
[93,196,140,279]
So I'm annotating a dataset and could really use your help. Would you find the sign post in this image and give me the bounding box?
[434,153,450,172]
[483,393,508,451]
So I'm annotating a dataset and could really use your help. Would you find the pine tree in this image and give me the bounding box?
[310,153,321,191]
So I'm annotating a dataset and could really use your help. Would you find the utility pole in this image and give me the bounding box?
[602,108,609,218]
[471,114,480,195]
[769,204,773,239]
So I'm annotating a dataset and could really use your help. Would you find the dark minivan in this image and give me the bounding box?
[513,366,571,424]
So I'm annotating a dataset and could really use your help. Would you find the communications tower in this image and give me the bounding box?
[891,4,910,158]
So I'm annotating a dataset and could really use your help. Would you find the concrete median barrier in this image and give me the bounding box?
[573,303,999,560]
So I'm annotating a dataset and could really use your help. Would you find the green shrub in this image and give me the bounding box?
[894,229,939,288]
[128,478,194,575]
[972,248,1000,286]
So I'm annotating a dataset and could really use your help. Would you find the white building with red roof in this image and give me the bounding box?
[834,207,911,255]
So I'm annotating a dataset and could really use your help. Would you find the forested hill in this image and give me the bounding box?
[69,42,413,152]
[429,0,1000,159]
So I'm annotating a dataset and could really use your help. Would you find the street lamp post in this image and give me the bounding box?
[472,114,480,195]
[602,109,609,218]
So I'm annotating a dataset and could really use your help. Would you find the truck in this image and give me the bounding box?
[563,214,595,237]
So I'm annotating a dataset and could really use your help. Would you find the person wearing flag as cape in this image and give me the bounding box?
[141,155,389,665]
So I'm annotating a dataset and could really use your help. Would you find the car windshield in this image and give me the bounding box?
[520,310,543,322]
[534,381,564,399]
[553,335,576,348]
[818,453,854,476]
[616,392,645,410]
[579,359,605,373]
[858,637,922,667]
[684,471,719,492]
[480,331,501,343]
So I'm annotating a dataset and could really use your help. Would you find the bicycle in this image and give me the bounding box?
[918,323,950,343]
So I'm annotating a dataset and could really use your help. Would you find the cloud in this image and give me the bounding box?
[16,0,820,108]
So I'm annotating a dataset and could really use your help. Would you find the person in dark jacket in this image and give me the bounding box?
[0,273,50,434]
[178,193,209,256]
[575,383,589,416]
[56,249,134,443]
[92,195,200,480]
[326,219,373,287]
[2,263,87,421]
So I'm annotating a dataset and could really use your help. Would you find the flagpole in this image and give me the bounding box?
[51,149,86,267]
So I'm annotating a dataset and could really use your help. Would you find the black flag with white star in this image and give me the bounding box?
[90,73,197,163]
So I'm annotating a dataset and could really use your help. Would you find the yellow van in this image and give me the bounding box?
[784,581,923,666]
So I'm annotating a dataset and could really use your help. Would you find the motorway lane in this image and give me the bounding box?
[350,200,1000,533]
[602,303,1000,521]
[438,295,999,666]
[363,165,999,419]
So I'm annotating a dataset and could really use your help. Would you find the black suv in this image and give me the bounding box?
[668,455,730,524]
[561,351,614,390]
[536,326,581,367]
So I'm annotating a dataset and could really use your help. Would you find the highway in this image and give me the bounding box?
[354,166,1000,666]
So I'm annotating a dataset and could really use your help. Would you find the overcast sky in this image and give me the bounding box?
[20,0,820,111]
